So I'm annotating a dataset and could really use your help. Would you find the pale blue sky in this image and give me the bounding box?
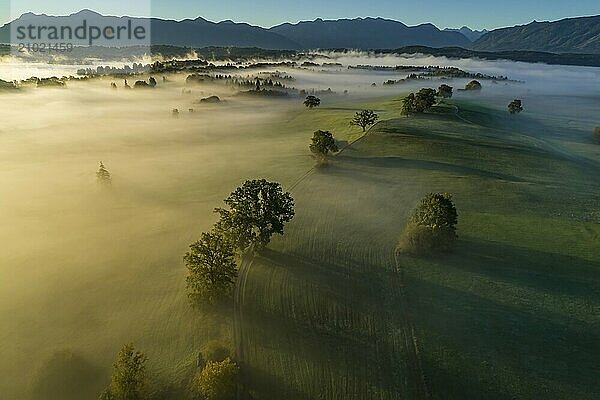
[2,0,599,30]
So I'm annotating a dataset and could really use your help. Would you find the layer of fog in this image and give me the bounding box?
[0,76,308,400]
[1,53,599,399]
[0,54,154,81]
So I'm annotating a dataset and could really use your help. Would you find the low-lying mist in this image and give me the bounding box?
[0,52,599,399]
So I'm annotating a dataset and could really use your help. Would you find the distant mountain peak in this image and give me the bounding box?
[72,9,103,16]
[444,26,489,42]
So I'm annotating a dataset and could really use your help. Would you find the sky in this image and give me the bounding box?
[1,0,599,30]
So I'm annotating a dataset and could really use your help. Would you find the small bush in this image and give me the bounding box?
[199,95,221,103]
[196,358,239,400]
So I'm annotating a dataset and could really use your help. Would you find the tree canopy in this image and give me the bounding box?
[437,84,453,99]
[411,193,458,233]
[508,99,523,114]
[401,93,416,116]
[414,88,437,112]
[398,193,458,255]
[196,358,239,400]
[309,130,339,161]
[100,344,147,400]
[184,231,238,303]
[465,80,482,91]
[303,95,321,108]
[215,179,295,251]
[402,88,437,115]
[350,109,379,132]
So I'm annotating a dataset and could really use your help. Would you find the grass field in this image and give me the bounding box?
[1,66,598,400]
[237,98,600,399]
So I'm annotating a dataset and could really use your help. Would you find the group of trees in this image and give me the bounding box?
[185,179,295,303]
[399,82,524,117]
[397,193,459,256]
[401,88,438,116]
[99,343,239,400]
[401,84,458,116]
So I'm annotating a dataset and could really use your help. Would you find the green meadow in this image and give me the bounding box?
[238,98,600,399]
[0,70,598,400]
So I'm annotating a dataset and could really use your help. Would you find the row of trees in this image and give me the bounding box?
[184,179,295,303]
[400,83,524,116]
[99,343,238,400]
[401,84,456,115]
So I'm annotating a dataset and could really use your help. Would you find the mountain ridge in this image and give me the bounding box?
[2,10,600,54]
[269,17,471,49]
[0,11,469,49]
[472,15,600,54]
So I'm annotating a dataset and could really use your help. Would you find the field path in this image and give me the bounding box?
[233,120,431,399]
[234,254,253,399]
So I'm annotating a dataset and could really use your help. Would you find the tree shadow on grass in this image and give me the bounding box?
[240,250,411,400]
[447,238,600,301]
[337,154,530,183]
[30,350,105,400]
[371,119,563,163]
[400,239,600,399]
[241,365,311,400]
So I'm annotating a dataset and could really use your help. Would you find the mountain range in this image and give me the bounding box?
[471,15,600,54]
[1,10,599,54]
[269,18,470,49]
[0,10,470,49]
